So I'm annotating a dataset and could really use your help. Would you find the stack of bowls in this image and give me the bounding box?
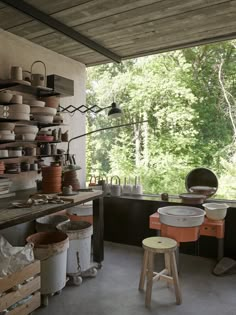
[14,125,39,141]
[7,104,30,121]
[42,165,62,193]
[62,170,80,191]
[29,100,57,123]
[0,122,15,141]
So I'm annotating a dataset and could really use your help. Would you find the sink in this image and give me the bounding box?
[158,206,205,227]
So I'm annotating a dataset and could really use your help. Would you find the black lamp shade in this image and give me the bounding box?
[108,102,122,118]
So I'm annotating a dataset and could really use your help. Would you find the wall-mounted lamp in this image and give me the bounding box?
[66,120,148,161]
[59,102,122,118]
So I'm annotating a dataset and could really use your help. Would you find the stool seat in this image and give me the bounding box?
[139,236,182,308]
[143,236,177,253]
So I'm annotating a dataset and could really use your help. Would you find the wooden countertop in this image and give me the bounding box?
[0,189,103,230]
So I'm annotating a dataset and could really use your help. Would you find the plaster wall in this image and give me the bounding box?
[0,29,87,189]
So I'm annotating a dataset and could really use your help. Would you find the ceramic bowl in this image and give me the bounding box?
[0,122,15,131]
[29,100,45,107]
[0,91,12,104]
[33,114,54,123]
[14,125,38,134]
[7,113,30,120]
[15,133,36,141]
[0,133,15,141]
[42,96,60,109]
[7,104,30,114]
[30,106,57,116]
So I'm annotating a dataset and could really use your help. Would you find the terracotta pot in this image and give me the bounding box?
[42,96,60,109]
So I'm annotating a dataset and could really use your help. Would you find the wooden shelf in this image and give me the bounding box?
[0,117,66,128]
[0,154,64,160]
[0,79,59,97]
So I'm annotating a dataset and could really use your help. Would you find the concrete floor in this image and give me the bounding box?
[36,242,236,315]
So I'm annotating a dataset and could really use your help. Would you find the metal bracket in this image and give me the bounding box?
[59,104,109,114]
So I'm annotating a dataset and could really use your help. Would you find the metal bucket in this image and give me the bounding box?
[36,215,69,232]
[57,221,93,274]
[66,202,93,224]
[27,231,69,294]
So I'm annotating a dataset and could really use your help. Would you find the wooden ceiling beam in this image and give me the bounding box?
[1,0,121,63]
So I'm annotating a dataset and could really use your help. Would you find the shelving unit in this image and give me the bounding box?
[0,80,59,97]
[0,154,65,160]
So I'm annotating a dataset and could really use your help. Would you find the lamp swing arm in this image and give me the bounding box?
[67,120,148,157]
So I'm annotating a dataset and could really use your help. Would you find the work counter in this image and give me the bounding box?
[104,194,236,260]
[0,189,104,264]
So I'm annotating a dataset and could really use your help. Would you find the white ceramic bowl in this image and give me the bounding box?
[0,130,13,135]
[7,104,30,114]
[202,203,228,220]
[0,91,12,104]
[32,114,54,123]
[30,106,56,116]
[15,133,36,141]
[7,113,30,120]
[0,133,15,141]
[158,206,206,227]
[0,122,15,131]
[14,125,38,134]
[29,100,45,107]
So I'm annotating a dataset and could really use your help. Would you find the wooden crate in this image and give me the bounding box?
[0,260,41,315]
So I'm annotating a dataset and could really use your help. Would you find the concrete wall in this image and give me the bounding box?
[0,29,87,189]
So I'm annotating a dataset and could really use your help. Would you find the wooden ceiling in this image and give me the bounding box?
[0,0,235,66]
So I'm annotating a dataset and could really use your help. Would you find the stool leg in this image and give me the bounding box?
[145,251,154,308]
[139,249,148,291]
[164,253,171,287]
[170,251,182,305]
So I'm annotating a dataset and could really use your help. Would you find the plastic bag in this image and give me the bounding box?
[0,235,34,278]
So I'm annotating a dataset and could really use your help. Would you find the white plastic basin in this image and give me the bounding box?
[202,203,228,220]
[158,206,206,227]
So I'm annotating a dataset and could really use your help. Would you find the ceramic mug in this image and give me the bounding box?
[11,66,23,81]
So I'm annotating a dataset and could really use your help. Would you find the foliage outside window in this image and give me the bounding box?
[86,41,236,199]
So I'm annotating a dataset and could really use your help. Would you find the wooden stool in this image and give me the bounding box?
[139,236,182,308]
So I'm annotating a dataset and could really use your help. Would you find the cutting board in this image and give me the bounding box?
[59,190,103,203]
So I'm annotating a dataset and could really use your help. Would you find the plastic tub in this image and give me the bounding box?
[36,215,69,232]
[57,221,93,273]
[202,203,228,220]
[27,231,69,295]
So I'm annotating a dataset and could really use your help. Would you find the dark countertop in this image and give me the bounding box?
[0,189,103,229]
[105,193,236,206]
